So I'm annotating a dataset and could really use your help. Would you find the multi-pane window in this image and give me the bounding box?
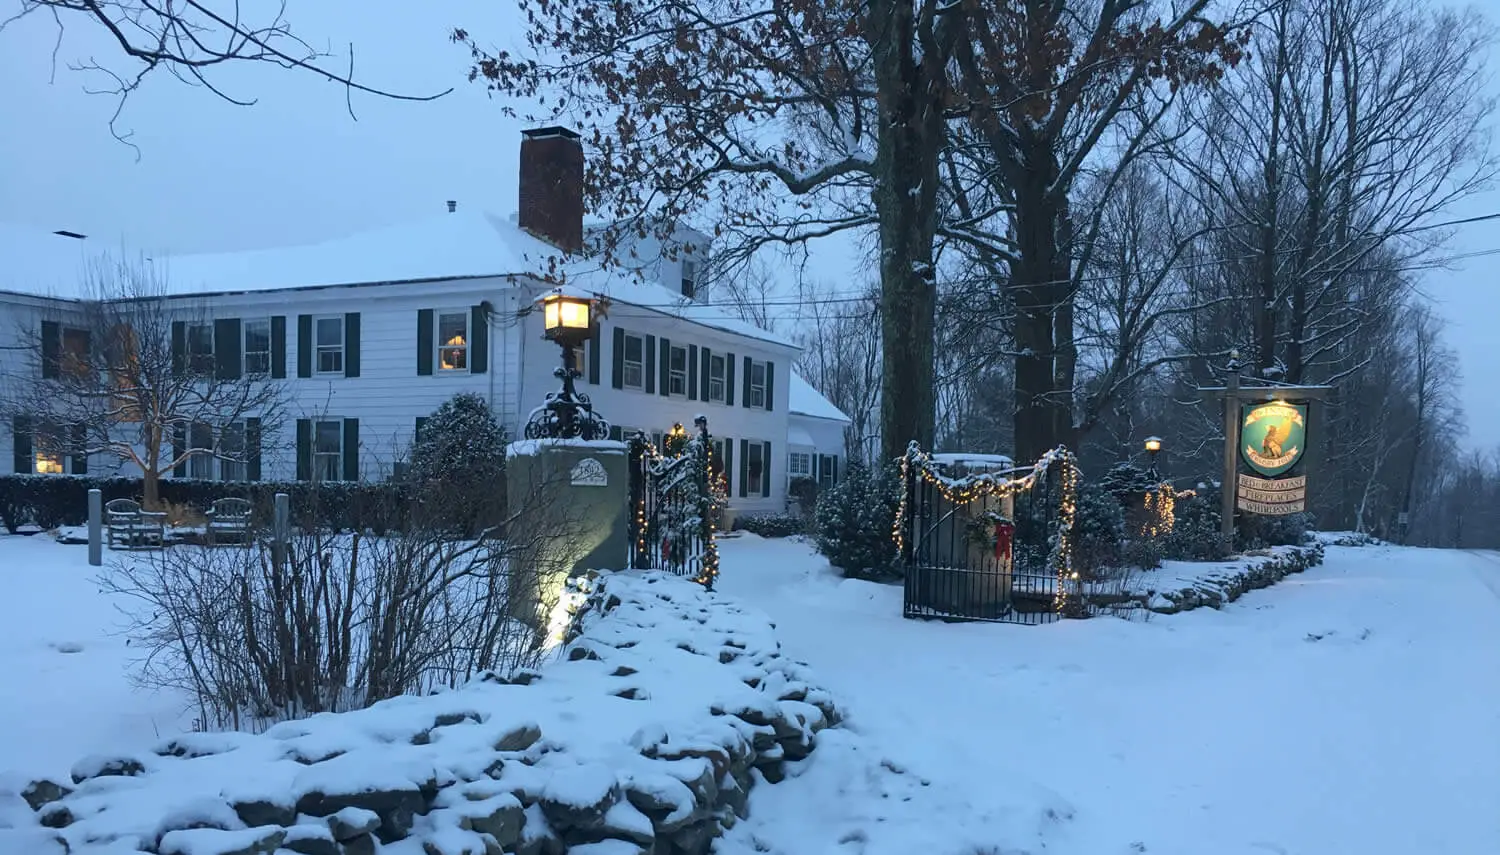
[33,425,64,474]
[187,323,215,374]
[681,259,699,297]
[243,319,271,375]
[711,439,725,480]
[788,452,812,477]
[708,354,726,403]
[438,311,469,371]
[748,360,767,409]
[746,442,765,495]
[189,422,215,479]
[314,419,344,481]
[219,421,247,481]
[622,333,645,390]
[61,328,90,378]
[315,317,344,374]
[668,345,688,396]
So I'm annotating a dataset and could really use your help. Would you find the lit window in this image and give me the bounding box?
[187,323,215,374]
[788,452,811,477]
[623,333,645,390]
[315,317,344,374]
[243,319,271,375]
[438,312,469,371]
[314,419,344,481]
[747,442,765,495]
[33,424,65,474]
[749,361,767,409]
[668,345,688,396]
[34,451,64,474]
[708,354,726,402]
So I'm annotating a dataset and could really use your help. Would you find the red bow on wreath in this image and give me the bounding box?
[993,520,1014,562]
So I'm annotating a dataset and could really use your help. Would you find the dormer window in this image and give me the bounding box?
[681,259,699,300]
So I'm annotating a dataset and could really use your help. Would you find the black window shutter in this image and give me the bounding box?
[297,315,312,378]
[658,337,671,397]
[722,438,733,497]
[245,418,262,481]
[172,423,187,478]
[171,321,186,377]
[725,353,736,406]
[470,305,489,374]
[270,316,287,379]
[742,356,753,408]
[344,313,361,378]
[342,418,359,481]
[215,318,242,380]
[699,347,711,401]
[71,424,87,475]
[738,439,750,498]
[589,326,602,384]
[417,309,434,376]
[644,335,657,394]
[12,416,32,473]
[765,361,775,411]
[762,441,773,497]
[611,328,625,389]
[688,345,699,401]
[295,419,312,480]
[40,321,60,379]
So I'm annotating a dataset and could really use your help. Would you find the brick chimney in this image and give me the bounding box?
[518,126,584,253]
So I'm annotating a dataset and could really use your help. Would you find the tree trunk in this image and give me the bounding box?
[870,0,943,465]
[1011,145,1068,464]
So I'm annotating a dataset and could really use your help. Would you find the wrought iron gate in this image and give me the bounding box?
[899,446,1083,625]
[627,420,721,589]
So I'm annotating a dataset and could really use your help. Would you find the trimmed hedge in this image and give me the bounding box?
[0,474,410,535]
[732,512,806,539]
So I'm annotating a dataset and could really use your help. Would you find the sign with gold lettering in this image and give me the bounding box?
[1240,402,1307,478]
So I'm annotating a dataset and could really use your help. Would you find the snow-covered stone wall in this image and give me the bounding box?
[0,572,839,855]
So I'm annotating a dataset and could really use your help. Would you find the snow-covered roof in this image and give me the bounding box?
[0,213,796,348]
[788,373,851,423]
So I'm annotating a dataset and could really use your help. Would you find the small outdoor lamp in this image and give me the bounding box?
[1144,436,1163,478]
[524,286,611,440]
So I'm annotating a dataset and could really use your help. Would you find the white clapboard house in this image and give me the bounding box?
[0,127,849,517]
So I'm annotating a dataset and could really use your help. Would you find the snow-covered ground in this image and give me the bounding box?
[2,532,1498,854]
[715,536,1500,855]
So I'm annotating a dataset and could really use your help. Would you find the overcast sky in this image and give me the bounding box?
[3,0,1499,448]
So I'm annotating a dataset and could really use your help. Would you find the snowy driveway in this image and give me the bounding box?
[717,537,1500,855]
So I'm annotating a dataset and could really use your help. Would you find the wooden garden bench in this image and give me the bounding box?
[105,498,166,549]
[206,497,254,545]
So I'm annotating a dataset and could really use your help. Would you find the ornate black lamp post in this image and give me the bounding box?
[523,287,611,440]
[1144,436,1163,479]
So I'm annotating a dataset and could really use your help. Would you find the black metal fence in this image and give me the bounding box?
[900,454,1072,625]
[627,428,717,587]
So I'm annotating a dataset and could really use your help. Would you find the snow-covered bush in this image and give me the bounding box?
[407,393,509,537]
[1164,488,1231,561]
[814,462,901,582]
[101,470,586,731]
[1238,509,1315,549]
[1072,482,1129,578]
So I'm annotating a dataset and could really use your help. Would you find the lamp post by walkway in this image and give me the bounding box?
[1144,436,1163,480]
[523,286,611,440]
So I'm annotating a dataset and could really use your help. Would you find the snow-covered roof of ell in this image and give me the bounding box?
[0,213,795,349]
[789,372,851,423]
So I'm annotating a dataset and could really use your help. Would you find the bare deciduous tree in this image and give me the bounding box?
[3,256,287,508]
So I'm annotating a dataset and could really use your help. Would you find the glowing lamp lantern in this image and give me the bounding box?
[541,289,594,348]
[1144,436,1163,478]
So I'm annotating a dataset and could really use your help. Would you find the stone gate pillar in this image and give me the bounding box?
[506,438,632,576]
